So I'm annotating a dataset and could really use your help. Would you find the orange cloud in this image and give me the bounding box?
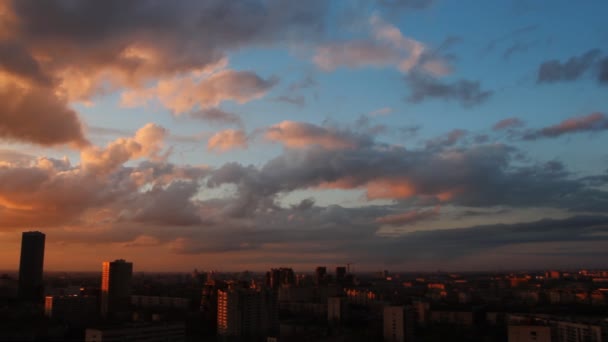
[207,129,248,152]
[265,121,363,150]
[81,123,168,175]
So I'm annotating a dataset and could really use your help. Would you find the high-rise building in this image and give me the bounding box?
[18,231,45,302]
[383,306,414,342]
[100,259,133,317]
[314,266,327,286]
[266,268,295,289]
[335,266,347,284]
[217,286,278,338]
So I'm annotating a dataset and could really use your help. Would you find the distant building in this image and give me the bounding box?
[18,231,45,302]
[335,267,346,284]
[217,287,278,339]
[509,314,607,342]
[266,268,295,290]
[314,266,327,286]
[85,322,185,342]
[508,325,551,342]
[101,259,133,317]
[45,295,97,325]
[383,306,414,342]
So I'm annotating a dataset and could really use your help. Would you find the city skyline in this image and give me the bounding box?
[1,0,608,272]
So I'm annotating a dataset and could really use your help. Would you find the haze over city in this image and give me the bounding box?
[1,0,608,273]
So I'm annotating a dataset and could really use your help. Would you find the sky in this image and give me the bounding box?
[1,0,608,272]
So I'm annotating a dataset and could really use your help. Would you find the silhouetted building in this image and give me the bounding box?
[314,266,327,286]
[101,259,133,317]
[266,268,295,290]
[335,267,346,284]
[18,231,45,302]
[45,295,97,325]
[217,287,278,339]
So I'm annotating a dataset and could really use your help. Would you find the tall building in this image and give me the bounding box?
[18,231,45,302]
[314,266,327,286]
[384,306,414,342]
[100,259,133,317]
[335,266,347,284]
[266,268,295,290]
[217,286,278,339]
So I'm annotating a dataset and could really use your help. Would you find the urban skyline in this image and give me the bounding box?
[1,0,608,273]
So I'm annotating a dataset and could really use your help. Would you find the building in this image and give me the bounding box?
[266,268,295,290]
[18,231,45,302]
[383,306,414,342]
[509,314,608,342]
[130,295,189,310]
[85,322,185,342]
[335,267,346,284]
[45,295,98,325]
[101,259,133,317]
[327,297,347,323]
[508,325,552,342]
[217,287,278,339]
[314,266,327,286]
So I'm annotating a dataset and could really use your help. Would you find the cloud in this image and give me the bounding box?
[523,112,608,140]
[405,72,492,107]
[273,95,306,107]
[425,129,467,150]
[5,0,325,102]
[537,49,602,83]
[121,69,278,114]
[0,82,89,147]
[207,129,248,152]
[265,121,370,150]
[599,57,608,84]
[376,206,440,226]
[188,108,243,126]
[313,15,448,76]
[493,117,525,131]
[81,123,168,175]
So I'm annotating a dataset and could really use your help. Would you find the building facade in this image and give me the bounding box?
[18,231,45,302]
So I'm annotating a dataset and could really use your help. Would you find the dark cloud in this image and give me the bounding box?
[406,72,493,107]
[537,49,602,83]
[425,129,467,150]
[0,84,88,147]
[522,112,608,140]
[0,40,52,86]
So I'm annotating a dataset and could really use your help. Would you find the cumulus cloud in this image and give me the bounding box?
[523,112,608,140]
[207,129,248,152]
[405,72,492,107]
[537,49,603,83]
[0,81,88,147]
[189,108,243,127]
[81,123,168,175]
[5,0,325,101]
[265,121,370,150]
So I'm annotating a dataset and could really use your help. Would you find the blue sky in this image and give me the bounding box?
[0,0,607,271]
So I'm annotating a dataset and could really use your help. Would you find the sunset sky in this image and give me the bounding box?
[1,0,608,272]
